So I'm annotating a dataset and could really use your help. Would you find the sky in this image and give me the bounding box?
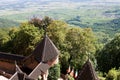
[1,0,120,2]
[0,0,120,4]
[98,0,120,2]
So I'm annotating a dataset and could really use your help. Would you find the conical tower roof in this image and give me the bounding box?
[76,60,99,80]
[33,35,59,63]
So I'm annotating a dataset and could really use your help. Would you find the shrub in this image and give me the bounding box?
[48,64,60,80]
[117,70,120,80]
[106,68,117,80]
[67,75,74,80]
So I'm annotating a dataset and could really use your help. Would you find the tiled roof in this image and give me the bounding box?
[28,62,50,79]
[15,63,23,73]
[10,72,34,80]
[76,60,99,80]
[0,69,12,78]
[0,52,25,77]
[0,52,24,62]
[33,35,59,63]
[10,64,34,80]
[0,35,60,80]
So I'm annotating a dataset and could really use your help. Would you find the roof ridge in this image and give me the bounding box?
[0,52,24,58]
[15,61,23,73]
[41,35,47,62]
[87,60,97,80]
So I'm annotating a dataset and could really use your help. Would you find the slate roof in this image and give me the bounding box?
[76,59,99,80]
[33,35,59,63]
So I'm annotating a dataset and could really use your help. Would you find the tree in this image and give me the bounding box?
[29,16,53,29]
[47,21,96,73]
[47,20,67,47]
[96,34,120,72]
[65,27,96,69]
[29,17,42,28]
[10,23,44,55]
[0,28,10,52]
[48,64,60,80]
[0,18,97,76]
[106,68,120,80]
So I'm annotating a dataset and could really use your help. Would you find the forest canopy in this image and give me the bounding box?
[0,17,120,79]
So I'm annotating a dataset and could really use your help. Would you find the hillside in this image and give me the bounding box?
[0,18,19,27]
[0,0,120,40]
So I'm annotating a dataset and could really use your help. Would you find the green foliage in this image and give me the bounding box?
[60,52,70,73]
[9,27,19,39]
[47,20,69,73]
[95,32,110,44]
[94,18,120,37]
[0,28,11,51]
[47,20,67,47]
[9,23,44,55]
[46,20,97,73]
[96,34,120,72]
[0,28,9,44]
[117,69,120,80]
[65,27,96,69]
[48,64,60,80]
[105,68,120,80]
[106,68,117,80]
[97,68,120,80]
[0,18,97,77]
[67,75,74,80]
[97,71,105,80]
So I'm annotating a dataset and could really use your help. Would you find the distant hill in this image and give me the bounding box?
[93,18,120,36]
[0,18,19,28]
[0,0,120,40]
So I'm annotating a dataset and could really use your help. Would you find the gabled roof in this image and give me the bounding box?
[0,34,59,80]
[28,62,50,79]
[10,64,34,80]
[15,62,23,73]
[10,72,34,80]
[33,35,59,63]
[76,60,99,80]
